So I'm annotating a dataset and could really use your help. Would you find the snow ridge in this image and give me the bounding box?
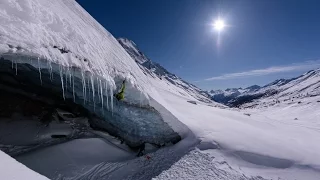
[118,38,213,103]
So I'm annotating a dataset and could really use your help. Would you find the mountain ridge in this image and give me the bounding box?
[210,68,320,107]
[118,37,213,103]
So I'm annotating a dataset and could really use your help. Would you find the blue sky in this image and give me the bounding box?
[77,0,320,90]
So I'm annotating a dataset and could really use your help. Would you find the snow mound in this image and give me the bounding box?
[0,150,48,180]
[0,0,151,104]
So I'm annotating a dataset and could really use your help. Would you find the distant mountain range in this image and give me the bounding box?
[118,38,213,103]
[117,38,320,108]
[209,85,261,106]
[209,69,320,107]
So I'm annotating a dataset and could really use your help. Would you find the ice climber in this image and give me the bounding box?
[137,143,146,157]
[115,80,126,101]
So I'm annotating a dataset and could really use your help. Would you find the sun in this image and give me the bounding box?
[213,19,226,32]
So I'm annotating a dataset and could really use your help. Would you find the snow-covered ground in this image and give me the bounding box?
[16,138,135,179]
[151,87,320,180]
[0,150,48,180]
[0,0,319,180]
[3,86,320,179]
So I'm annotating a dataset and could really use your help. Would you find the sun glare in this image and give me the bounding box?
[213,19,226,32]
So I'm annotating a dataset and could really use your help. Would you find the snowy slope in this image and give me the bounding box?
[210,68,320,107]
[0,150,48,180]
[274,69,320,98]
[241,68,320,108]
[153,87,320,180]
[118,38,213,103]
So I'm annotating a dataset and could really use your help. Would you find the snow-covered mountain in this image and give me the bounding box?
[118,38,213,103]
[209,85,261,105]
[241,68,320,108]
[210,68,320,107]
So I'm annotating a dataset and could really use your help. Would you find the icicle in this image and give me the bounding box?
[49,62,53,81]
[91,75,95,101]
[105,82,109,110]
[96,79,102,115]
[91,74,95,111]
[38,57,42,85]
[88,77,91,102]
[65,67,68,92]
[98,78,101,104]
[60,66,65,100]
[81,72,85,104]
[84,76,87,103]
[110,87,113,115]
[46,61,50,78]
[98,80,101,104]
[81,72,87,104]
[11,59,13,69]
[72,70,75,102]
[99,79,103,109]
[47,61,52,81]
[97,78,101,103]
[15,59,17,75]
[69,69,72,88]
